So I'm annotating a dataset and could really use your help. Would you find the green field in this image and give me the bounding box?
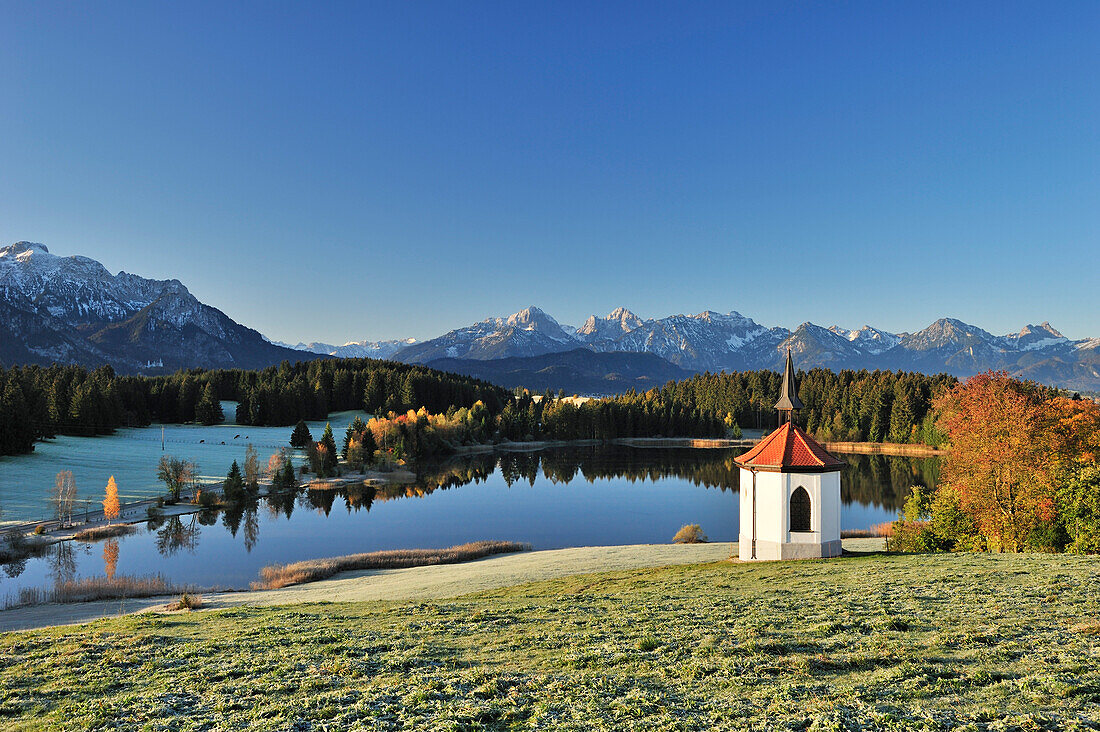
[2,551,1099,730]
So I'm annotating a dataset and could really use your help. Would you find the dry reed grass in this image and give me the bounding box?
[73,524,137,542]
[840,523,895,539]
[253,540,530,590]
[6,575,184,609]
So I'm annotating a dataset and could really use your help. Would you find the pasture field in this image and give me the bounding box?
[2,550,1099,730]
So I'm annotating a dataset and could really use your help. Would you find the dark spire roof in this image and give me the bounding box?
[774,348,803,412]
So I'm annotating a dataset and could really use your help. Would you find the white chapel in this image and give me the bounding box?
[734,349,844,560]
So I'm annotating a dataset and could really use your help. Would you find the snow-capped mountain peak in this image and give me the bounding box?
[828,324,902,354]
[0,240,310,372]
[273,338,420,360]
[504,306,577,342]
[576,307,645,342]
[0,241,51,260]
[1003,322,1070,352]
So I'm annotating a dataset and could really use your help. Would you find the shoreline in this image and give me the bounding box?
[0,539,887,632]
[455,435,945,456]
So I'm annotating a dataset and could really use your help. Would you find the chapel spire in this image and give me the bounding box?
[774,347,803,422]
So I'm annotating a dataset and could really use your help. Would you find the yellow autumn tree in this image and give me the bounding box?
[103,475,120,525]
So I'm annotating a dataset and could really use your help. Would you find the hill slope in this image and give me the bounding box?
[2,550,1097,729]
[427,348,693,395]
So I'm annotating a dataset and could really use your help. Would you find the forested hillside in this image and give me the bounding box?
[657,369,960,444]
[0,360,992,459]
[0,360,508,457]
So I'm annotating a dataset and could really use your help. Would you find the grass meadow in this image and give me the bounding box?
[1,550,1098,730]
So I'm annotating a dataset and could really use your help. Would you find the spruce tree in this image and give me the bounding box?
[359,426,377,466]
[343,416,366,458]
[223,460,245,503]
[195,383,223,425]
[290,420,313,448]
[320,423,338,476]
[281,460,298,490]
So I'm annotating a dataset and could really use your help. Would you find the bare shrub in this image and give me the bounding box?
[170,593,203,611]
[254,540,530,590]
[73,524,137,542]
[672,524,708,544]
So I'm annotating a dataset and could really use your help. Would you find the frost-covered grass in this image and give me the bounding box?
[2,551,1099,730]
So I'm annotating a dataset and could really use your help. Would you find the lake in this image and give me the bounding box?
[0,442,939,605]
[0,404,368,525]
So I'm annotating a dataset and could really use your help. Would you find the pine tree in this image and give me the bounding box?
[290,420,313,448]
[343,416,366,458]
[359,426,377,466]
[195,383,224,425]
[103,475,120,525]
[280,460,298,490]
[223,461,246,503]
[319,423,338,476]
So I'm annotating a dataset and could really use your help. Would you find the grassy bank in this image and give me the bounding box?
[2,551,1099,730]
[255,541,531,589]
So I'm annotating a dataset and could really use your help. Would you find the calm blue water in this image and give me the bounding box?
[0,405,368,525]
[0,445,938,602]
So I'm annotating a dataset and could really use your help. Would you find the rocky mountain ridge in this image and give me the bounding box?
[383,306,1100,391]
[0,242,313,373]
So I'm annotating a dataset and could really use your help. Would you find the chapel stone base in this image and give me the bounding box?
[737,538,843,561]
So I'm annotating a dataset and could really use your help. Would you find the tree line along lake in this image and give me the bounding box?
[0,406,939,605]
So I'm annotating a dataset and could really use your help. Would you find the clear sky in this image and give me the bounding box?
[1,1,1097,344]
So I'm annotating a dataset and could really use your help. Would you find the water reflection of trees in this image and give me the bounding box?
[348,446,938,512]
[409,447,936,512]
[61,447,936,564]
[839,454,940,510]
[48,540,78,586]
[152,514,200,556]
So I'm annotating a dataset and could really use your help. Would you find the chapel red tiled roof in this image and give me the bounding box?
[735,422,844,471]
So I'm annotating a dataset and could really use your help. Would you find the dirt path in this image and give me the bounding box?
[0,539,885,633]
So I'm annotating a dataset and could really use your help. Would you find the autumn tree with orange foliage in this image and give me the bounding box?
[902,371,1100,554]
[102,475,120,525]
[934,372,1059,552]
[1048,394,1100,552]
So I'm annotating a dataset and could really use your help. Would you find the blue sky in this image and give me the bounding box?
[1,2,1097,343]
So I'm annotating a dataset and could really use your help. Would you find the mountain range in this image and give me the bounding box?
[1,241,1097,393]
[380,306,1100,392]
[0,242,311,372]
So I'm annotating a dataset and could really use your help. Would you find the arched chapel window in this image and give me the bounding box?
[790,487,811,532]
